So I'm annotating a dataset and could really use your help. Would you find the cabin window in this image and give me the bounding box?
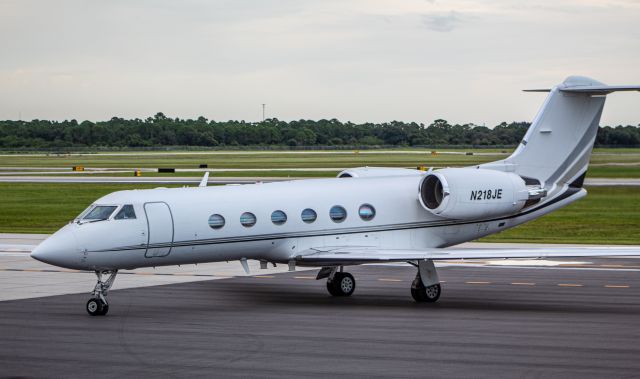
[329,206,347,223]
[82,205,117,221]
[114,204,137,220]
[358,204,376,221]
[240,212,257,227]
[208,214,225,229]
[271,210,287,225]
[301,208,317,223]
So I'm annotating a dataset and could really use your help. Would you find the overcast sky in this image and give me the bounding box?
[1,0,639,125]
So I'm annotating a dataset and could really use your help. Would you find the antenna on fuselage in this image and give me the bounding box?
[199,172,209,187]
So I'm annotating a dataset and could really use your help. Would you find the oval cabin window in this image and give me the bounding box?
[358,204,376,221]
[240,212,257,227]
[271,210,287,225]
[329,206,347,223]
[208,214,225,229]
[301,208,317,223]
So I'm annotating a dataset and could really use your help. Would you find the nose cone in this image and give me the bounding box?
[31,226,80,269]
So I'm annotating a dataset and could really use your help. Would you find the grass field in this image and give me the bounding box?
[0,183,171,233]
[480,186,640,244]
[1,183,637,244]
[0,150,502,168]
[1,148,638,177]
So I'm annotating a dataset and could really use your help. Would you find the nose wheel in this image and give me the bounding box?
[87,270,118,316]
[86,297,109,316]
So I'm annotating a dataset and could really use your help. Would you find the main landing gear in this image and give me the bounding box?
[317,260,442,302]
[318,267,356,297]
[411,275,441,302]
[86,270,118,316]
[410,259,441,303]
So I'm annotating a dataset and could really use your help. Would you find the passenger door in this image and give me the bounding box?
[144,202,174,258]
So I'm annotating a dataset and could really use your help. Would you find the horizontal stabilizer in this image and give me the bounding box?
[524,76,640,95]
[560,85,640,94]
[295,246,640,265]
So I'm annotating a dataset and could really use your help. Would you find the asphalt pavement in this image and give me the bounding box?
[1,264,639,378]
[0,175,638,185]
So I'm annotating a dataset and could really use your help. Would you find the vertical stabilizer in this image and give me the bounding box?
[482,76,639,196]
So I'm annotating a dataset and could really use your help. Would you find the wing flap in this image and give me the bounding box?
[295,246,640,265]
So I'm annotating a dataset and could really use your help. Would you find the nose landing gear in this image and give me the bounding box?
[87,270,118,316]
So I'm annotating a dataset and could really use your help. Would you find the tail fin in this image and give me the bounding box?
[483,76,639,193]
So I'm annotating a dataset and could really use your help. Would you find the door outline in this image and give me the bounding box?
[144,201,175,258]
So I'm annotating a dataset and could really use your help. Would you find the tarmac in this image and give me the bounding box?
[1,235,640,378]
[0,175,638,186]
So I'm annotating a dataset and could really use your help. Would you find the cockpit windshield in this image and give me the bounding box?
[82,205,117,222]
[114,205,136,220]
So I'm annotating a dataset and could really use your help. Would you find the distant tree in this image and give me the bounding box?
[0,116,637,149]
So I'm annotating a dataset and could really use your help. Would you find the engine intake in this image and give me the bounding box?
[420,174,446,210]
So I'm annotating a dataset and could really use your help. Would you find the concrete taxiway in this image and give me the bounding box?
[1,235,640,377]
[0,175,638,186]
[1,263,639,378]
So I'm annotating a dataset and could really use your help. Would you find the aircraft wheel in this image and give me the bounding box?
[98,302,109,316]
[327,272,356,297]
[87,298,103,316]
[411,282,441,303]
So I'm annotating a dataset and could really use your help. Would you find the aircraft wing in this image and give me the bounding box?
[294,246,640,265]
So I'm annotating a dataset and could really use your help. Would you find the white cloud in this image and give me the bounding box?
[422,11,462,32]
[0,0,639,125]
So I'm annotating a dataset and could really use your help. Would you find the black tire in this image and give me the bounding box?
[326,280,341,296]
[411,283,441,303]
[86,298,104,316]
[327,272,356,297]
[98,302,109,316]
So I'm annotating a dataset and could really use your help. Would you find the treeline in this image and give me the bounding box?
[0,113,638,149]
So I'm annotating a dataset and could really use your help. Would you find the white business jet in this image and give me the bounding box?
[31,76,640,316]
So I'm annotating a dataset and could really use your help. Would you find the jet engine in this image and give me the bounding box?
[418,168,546,220]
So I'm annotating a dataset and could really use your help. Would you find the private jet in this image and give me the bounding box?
[31,76,640,315]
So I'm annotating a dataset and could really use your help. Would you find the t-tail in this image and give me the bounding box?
[482,75,640,197]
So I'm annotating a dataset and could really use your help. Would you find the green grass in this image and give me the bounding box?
[0,183,180,233]
[0,151,503,169]
[585,166,640,178]
[1,183,638,244]
[2,148,639,177]
[481,186,640,244]
[16,166,638,178]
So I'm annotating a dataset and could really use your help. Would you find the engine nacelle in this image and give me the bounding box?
[418,168,533,220]
[338,167,423,178]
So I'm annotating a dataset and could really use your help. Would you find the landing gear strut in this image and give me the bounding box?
[86,270,118,316]
[410,259,441,303]
[324,267,356,297]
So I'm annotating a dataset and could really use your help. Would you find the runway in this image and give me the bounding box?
[1,240,640,377]
[0,175,638,186]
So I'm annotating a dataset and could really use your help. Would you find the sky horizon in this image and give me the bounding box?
[1,0,639,126]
